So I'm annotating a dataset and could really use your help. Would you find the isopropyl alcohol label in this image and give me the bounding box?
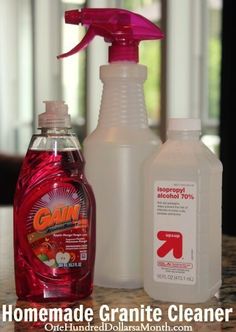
[26,184,89,269]
[153,181,197,285]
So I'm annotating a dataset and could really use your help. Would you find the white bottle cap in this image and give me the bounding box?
[168,118,201,131]
[38,101,71,128]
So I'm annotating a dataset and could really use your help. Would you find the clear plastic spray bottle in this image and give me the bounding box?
[58,8,163,288]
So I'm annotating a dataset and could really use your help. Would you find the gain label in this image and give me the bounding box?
[27,185,89,269]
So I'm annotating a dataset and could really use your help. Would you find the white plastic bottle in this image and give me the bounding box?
[84,63,160,288]
[144,118,222,303]
[58,7,164,288]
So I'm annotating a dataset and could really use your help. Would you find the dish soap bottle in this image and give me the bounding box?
[144,118,222,303]
[58,8,163,288]
[14,101,96,302]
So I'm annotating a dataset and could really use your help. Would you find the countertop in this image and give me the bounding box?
[0,207,235,332]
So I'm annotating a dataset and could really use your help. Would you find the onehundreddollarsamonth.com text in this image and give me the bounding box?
[44,322,193,332]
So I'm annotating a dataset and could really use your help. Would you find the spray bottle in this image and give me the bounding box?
[14,101,95,301]
[58,8,163,288]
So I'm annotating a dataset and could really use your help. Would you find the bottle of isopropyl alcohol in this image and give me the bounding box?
[58,8,163,288]
[144,118,222,303]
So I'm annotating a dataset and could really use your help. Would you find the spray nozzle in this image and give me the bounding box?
[38,101,71,129]
[57,8,164,63]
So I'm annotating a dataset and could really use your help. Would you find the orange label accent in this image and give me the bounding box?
[33,205,80,232]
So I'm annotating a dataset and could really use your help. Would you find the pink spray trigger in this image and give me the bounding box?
[57,8,164,63]
[57,27,95,59]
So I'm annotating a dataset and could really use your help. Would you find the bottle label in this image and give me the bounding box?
[153,181,197,285]
[26,185,89,269]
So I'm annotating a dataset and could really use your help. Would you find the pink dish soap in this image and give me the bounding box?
[14,101,96,302]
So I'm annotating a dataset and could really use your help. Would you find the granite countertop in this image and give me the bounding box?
[0,207,235,331]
